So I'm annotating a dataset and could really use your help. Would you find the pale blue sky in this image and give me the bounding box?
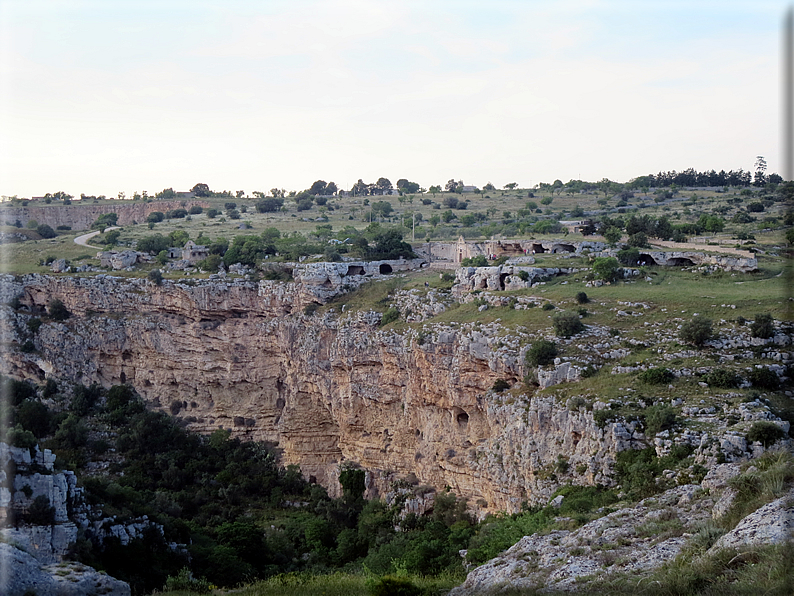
[0,0,788,197]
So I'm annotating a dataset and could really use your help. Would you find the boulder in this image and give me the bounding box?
[710,489,794,551]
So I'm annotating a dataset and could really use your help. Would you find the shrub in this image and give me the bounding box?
[575,291,589,304]
[616,247,640,266]
[748,367,779,389]
[746,421,785,447]
[679,315,713,347]
[461,255,488,267]
[368,576,422,596]
[148,270,163,285]
[256,198,284,213]
[541,302,555,311]
[146,211,165,223]
[750,313,775,339]
[164,568,211,594]
[526,340,558,366]
[638,367,674,385]
[48,299,70,321]
[592,257,621,282]
[517,270,529,281]
[206,208,219,218]
[188,205,203,215]
[165,208,188,219]
[552,311,585,338]
[644,405,677,436]
[36,224,57,238]
[381,307,400,326]
[492,379,510,392]
[197,254,222,273]
[705,368,741,388]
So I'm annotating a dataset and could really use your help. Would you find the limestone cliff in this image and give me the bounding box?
[2,274,629,513]
[0,200,208,231]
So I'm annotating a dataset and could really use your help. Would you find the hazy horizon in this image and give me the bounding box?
[0,1,788,199]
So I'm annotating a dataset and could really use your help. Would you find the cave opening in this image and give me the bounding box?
[346,265,365,276]
[667,257,696,267]
[379,263,393,274]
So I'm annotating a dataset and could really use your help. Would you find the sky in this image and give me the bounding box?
[0,0,790,198]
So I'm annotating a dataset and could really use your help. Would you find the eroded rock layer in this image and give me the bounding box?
[1,274,622,512]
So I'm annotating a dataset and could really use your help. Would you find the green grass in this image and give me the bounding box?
[156,571,462,596]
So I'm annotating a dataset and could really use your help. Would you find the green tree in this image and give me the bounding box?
[602,226,622,245]
[592,257,621,282]
[750,313,775,339]
[137,234,170,254]
[48,299,70,321]
[552,311,585,338]
[191,183,211,197]
[36,224,57,238]
[679,315,713,347]
[526,340,558,366]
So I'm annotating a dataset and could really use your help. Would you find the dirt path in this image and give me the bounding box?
[74,227,119,248]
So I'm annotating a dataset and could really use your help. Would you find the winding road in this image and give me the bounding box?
[73,227,119,248]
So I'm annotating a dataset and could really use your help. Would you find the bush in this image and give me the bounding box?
[552,311,585,338]
[256,198,284,213]
[188,205,203,215]
[526,340,558,366]
[381,307,400,326]
[48,299,70,321]
[750,313,775,339]
[136,234,170,255]
[198,254,222,272]
[746,421,785,447]
[461,255,488,267]
[679,315,713,347]
[146,211,165,223]
[541,302,555,311]
[592,257,621,282]
[575,291,589,304]
[638,367,674,385]
[492,379,510,392]
[748,367,780,389]
[644,405,677,436]
[705,368,741,388]
[164,568,211,594]
[36,224,57,238]
[368,576,422,596]
[616,247,640,266]
[148,270,163,285]
[165,208,188,219]
[206,208,219,218]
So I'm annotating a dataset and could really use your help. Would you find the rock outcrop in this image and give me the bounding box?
[451,483,794,595]
[0,543,130,596]
[0,443,132,594]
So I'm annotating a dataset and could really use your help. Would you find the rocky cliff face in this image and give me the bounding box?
[0,274,631,513]
[0,200,208,231]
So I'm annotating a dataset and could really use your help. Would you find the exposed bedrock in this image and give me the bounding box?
[2,275,625,514]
